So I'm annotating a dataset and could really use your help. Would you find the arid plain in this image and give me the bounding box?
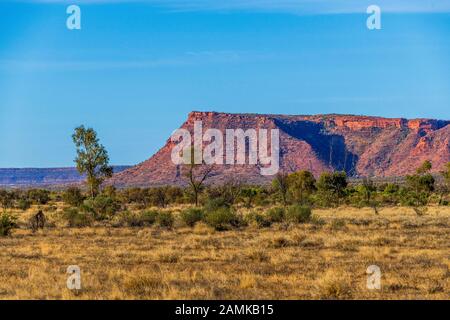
[0,205,448,300]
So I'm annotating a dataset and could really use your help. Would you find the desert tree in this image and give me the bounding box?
[316,171,348,207]
[240,186,260,208]
[148,187,171,208]
[121,187,145,205]
[182,148,214,206]
[72,125,113,199]
[381,183,400,205]
[287,170,316,205]
[360,177,378,214]
[405,160,435,214]
[0,190,14,211]
[27,189,50,205]
[438,162,450,205]
[62,186,85,207]
[272,172,290,207]
[442,162,450,185]
[218,178,243,207]
[166,186,184,204]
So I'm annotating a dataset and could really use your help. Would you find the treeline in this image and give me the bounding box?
[0,161,448,235]
[1,161,448,212]
[272,160,450,210]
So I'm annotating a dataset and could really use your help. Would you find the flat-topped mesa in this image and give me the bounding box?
[109,111,449,187]
[187,112,449,131]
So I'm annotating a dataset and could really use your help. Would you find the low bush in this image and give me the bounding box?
[140,210,158,226]
[27,189,51,205]
[181,208,204,227]
[82,195,120,220]
[157,211,174,229]
[16,199,32,211]
[128,210,159,227]
[204,197,231,212]
[316,270,353,299]
[111,210,159,227]
[286,205,312,223]
[255,214,272,228]
[204,207,243,231]
[266,207,285,223]
[0,212,17,236]
[246,212,272,228]
[111,210,132,227]
[63,207,93,228]
[63,187,85,207]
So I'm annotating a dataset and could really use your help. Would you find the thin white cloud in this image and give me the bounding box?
[9,0,450,14]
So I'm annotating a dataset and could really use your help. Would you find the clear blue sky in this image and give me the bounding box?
[1,1,449,167]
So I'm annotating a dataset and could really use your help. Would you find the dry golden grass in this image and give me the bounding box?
[0,206,448,300]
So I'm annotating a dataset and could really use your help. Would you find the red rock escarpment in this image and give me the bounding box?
[110,112,449,187]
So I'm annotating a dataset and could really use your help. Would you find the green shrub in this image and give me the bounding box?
[181,208,204,227]
[129,211,142,227]
[157,211,174,228]
[16,199,32,211]
[204,198,230,212]
[63,207,93,228]
[246,211,272,228]
[316,172,348,207]
[266,207,285,223]
[63,187,85,207]
[140,210,158,226]
[0,213,17,236]
[254,213,272,228]
[286,205,312,223]
[83,195,120,220]
[204,207,242,231]
[27,189,51,205]
[0,190,14,209]
[112,210,140,227]
[123,210,159,227]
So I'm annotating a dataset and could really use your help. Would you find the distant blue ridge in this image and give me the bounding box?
[0,166,131,188]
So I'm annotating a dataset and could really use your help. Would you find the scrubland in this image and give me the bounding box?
[0,205,448,300]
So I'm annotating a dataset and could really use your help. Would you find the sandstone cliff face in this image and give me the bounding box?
[110,112,450,187]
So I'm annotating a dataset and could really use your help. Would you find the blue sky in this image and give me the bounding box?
[0,1,449,167]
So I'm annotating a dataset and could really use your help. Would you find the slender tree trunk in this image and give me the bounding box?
[194,191,199,207]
